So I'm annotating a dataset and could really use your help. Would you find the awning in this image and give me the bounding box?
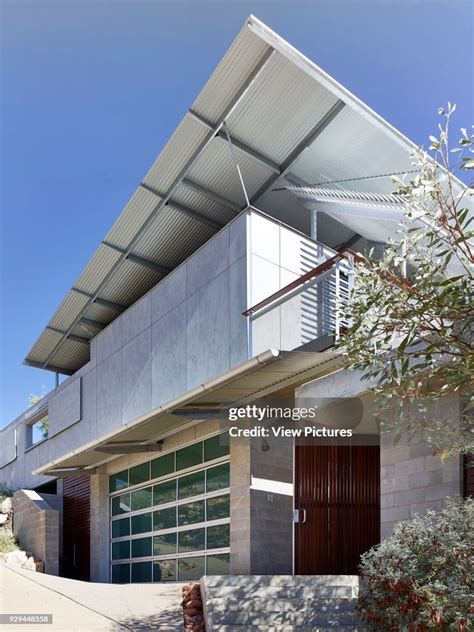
[32,349,341,476]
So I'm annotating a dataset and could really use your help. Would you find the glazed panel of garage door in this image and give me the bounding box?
[295,445,380,575]
[62,475,90,581]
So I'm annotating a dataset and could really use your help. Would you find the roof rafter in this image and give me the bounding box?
[181,178,241,213]
[103,240,172,275]
[46,326,90,345]
[188,109,281,174]
[71,288,127,313]
[139,183,225,230]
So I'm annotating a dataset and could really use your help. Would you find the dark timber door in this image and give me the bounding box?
[62,476,90,581]
[295,445,380,575]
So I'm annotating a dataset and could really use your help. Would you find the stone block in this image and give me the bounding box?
[381,505,410,522]
[394,456,425,476]
[381,475,410,494]
[409,469,443,489]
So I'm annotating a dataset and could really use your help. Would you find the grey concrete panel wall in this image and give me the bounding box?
[97,350,122,436]
[48,378,81,437]
[121,328,152,424]
[152,302,187,407]
[229,257,249,367]
[151,263,186,323]
[122,292,151,346]
[0,424,17,468]
[13,489,59,575]
[186,270,231,390]
[96,316,122,364]
[186,228,229,295]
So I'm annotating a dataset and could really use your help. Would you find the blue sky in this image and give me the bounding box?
[1,0,472,426]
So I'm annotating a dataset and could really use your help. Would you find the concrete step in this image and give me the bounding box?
[217,627,366,632]
[204,574,359,588]
[204,585,357,600]
[206,609,359,627]
[217,627,365,632]
[205,597,357,613]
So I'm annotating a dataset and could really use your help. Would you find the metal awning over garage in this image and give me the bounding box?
[32,349,341,476]
[25,15,423,376]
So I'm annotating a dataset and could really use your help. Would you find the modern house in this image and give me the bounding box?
[1,16,470,587]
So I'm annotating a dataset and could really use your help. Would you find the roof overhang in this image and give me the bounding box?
[25,15,434,375]
[33,349,342,476]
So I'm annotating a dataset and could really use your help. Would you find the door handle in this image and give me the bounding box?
[293,508,308,524]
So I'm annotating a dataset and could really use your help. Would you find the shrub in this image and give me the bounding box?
[0,482,13,503]
[0,531,18,553]
[358,497,474,631]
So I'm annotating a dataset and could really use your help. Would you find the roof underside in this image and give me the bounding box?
[25,15,422,375]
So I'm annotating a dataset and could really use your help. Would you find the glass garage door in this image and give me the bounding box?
[109,432,230,583]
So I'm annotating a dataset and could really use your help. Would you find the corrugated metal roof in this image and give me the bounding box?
[25,15,430,375]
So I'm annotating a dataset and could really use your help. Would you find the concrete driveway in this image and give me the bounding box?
[0,565,184,631]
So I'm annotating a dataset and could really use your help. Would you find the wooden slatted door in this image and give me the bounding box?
[295,445,380,575]
[62,476,91,581]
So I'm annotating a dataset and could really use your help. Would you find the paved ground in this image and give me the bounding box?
[0,565,184,631]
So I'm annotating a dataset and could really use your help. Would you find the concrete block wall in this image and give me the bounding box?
[229,420,293,575]
[380,440,461,539]
[13,489,59,575]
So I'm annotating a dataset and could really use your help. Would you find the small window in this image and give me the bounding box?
[131,561,152,583]
[178,528,205,553]
[176,442,202,470]
[178,500,205,527]
[153,559,176,582]
[153,480,176,506]
[153,533,177,556]
[112,563,130,583]
[26,411,49,448]
[178,471,205,499]
[130,487,152,511]
[207,523,230,549]
[178,556,205,581]
[109,470,129,493]
[131,537,152,558]
[151,453,174,480]
[204,433,229,461]
[207,495,230,521]
[112,518,130,538]
[129,462,150,487]
[131,512,152,535]
[206,463,230,492]
[112,541,130,560]
[153,507,176,531]
[111,494,131,516]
